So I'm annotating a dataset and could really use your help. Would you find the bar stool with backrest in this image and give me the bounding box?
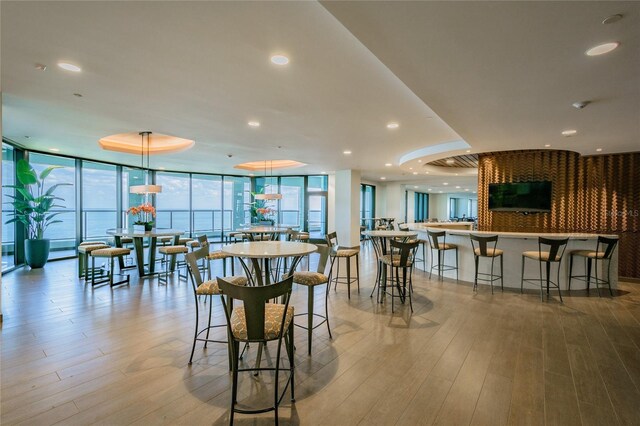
[380,239,419,313]
[398,223,427,272]
[469,234,504,294]
[289,245,332,354]
[184,246,248,366]
[568,236,618,296]
[325,232,360,299]
[521,237,569,302]
[427,230,458,280]
[217,276,295,425]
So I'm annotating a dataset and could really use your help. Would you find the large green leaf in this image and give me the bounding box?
[44,183,71,198]
[39,165,63,181]
[16,159,38,185]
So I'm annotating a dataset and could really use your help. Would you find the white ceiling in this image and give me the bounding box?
[2,1,639,188]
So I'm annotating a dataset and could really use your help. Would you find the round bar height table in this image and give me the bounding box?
[106,228,184,278]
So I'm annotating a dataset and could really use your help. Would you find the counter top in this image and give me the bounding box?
[407,225,617,240]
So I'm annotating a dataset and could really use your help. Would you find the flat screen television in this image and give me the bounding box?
[488,181,552,212]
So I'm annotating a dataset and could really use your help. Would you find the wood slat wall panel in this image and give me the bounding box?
[478,150,639,278]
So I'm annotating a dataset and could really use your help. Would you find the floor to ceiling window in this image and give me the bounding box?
[360,184,376,229]
[191,174,222,239]
[156,172,191,235]
[29,153,77,259]
[307,176,328,239]
[223,176,252,233]
[2,143,16,270]
[280,177,304,228]
[414,192,429,222]
[82,161,117,241]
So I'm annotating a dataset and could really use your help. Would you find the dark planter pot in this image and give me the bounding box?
[25,239,51,268]
[259,220,274,225]
[145,222,154,231]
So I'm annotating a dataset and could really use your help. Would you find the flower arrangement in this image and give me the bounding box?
[255,207,275,222]
[127,203,156,231]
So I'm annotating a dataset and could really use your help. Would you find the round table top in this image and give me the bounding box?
[362,230,418,238]
[106,228,184,237]
[236,225,298,234]
[221,241,317,258]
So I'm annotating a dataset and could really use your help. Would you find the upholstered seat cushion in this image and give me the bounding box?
[230,304,294,341]
[381,254,414,267]
[186,240,202,248]
[159,245,188,254]
[297,232,310,241]
[208,250,231,260]
[523,251,562,262]
[91,247,131,257]
[474,248,504,257]
[196,276,248,295]
[79,241,107,246]
[158,236,173,243]
[78,244,110,253]
[292,271,328,286]
[570,250,606,259]
[120,237,134,244]
[178,238,193,245]
[332,248,359,257]
[433,243,457,250]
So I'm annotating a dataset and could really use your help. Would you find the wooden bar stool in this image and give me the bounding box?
[569,236,618,296]
[427,230,458,280]
[469,234,503,294]
[90,247,131,287]
[521,237,568,302]
[325,232,360,299]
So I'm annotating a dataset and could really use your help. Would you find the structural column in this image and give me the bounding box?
[334,169,361,248]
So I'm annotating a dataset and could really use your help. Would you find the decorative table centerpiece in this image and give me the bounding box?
[127,203,156,232]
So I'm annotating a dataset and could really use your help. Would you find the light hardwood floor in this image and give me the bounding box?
[2,243,640,425]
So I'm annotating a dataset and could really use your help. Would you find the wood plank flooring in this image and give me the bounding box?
[2,243,640,425]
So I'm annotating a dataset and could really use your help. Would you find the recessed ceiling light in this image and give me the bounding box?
[473,191,477,194]
[248,121,260,127]
[439,191,443,194]
[271,55,289,65]
[446,159,455,164]
[455,186,461,189]
[409,167,413,170]
[414,186,418,189]
[545,144,552,147]
[386,122,399,129]
[586,42,619,56]
[562,130,577,137]
[596,148,603,152]
[418,160,422,163]
[425,172,429,175]
[413,172,418,175]
[443,182,449,185]
[380,177,386,180]
[602,14,623,25]
[428,188,432,191]
[385,163,392,167]
[455,174,459,176]
[320,171,327,174]
[343,150,352,155]
[57,62,81,72]
[465,188,470,191]
[466,150,471,153]
[49,148,60,152]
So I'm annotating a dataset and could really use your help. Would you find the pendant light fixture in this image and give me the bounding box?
[130,131,162,194]
[254,160,282,200]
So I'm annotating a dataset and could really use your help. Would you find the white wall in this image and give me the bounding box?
[327,173,335,233]
[334,169,361,247]
[405,190,415,223]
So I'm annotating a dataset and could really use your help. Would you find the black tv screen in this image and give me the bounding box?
[488,181,552,212]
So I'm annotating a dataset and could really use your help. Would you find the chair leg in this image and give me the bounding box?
[324,283,332,339]
[308,286,314,355]
[500,255,504,291]
[520,256,525,294]
[289,322,295,402]
[189,293,199,365]
[568,254,574,292]
[109,258,115,286]
[355,254,360,293]
[204,295,213,348]
[473,255,479,292]
[455,248,459,281]
[230,340,240,423]
[346,258,351,299]
[587,258,595,295]
[556,261,563,303]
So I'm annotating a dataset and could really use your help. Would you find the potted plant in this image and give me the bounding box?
[127,203,156,232]
[4,159,71,268]
[248,191,275,225]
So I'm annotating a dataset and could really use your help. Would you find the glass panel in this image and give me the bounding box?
[280,176,304,227]
[122,167,148,227]
[2,144,15,270]
[191,174,222,240]
[224,176,251,235]
[156,172,190,234]
[308,194,327,239]
[253,177,279,224]
[308,175,327,192]
[82,161,117,241]
[360,184,375,229]
[29,153,76,259]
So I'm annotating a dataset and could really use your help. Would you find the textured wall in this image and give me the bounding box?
[478,150,639,279]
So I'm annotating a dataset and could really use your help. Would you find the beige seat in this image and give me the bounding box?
[158,245,188,283]
[89,247,131,287]
[208,250,235,277]
[230,304,294,340]
[79,240,107,246]
[158,236,173,245]
[195,276,248,295]
[178,237,193,245]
